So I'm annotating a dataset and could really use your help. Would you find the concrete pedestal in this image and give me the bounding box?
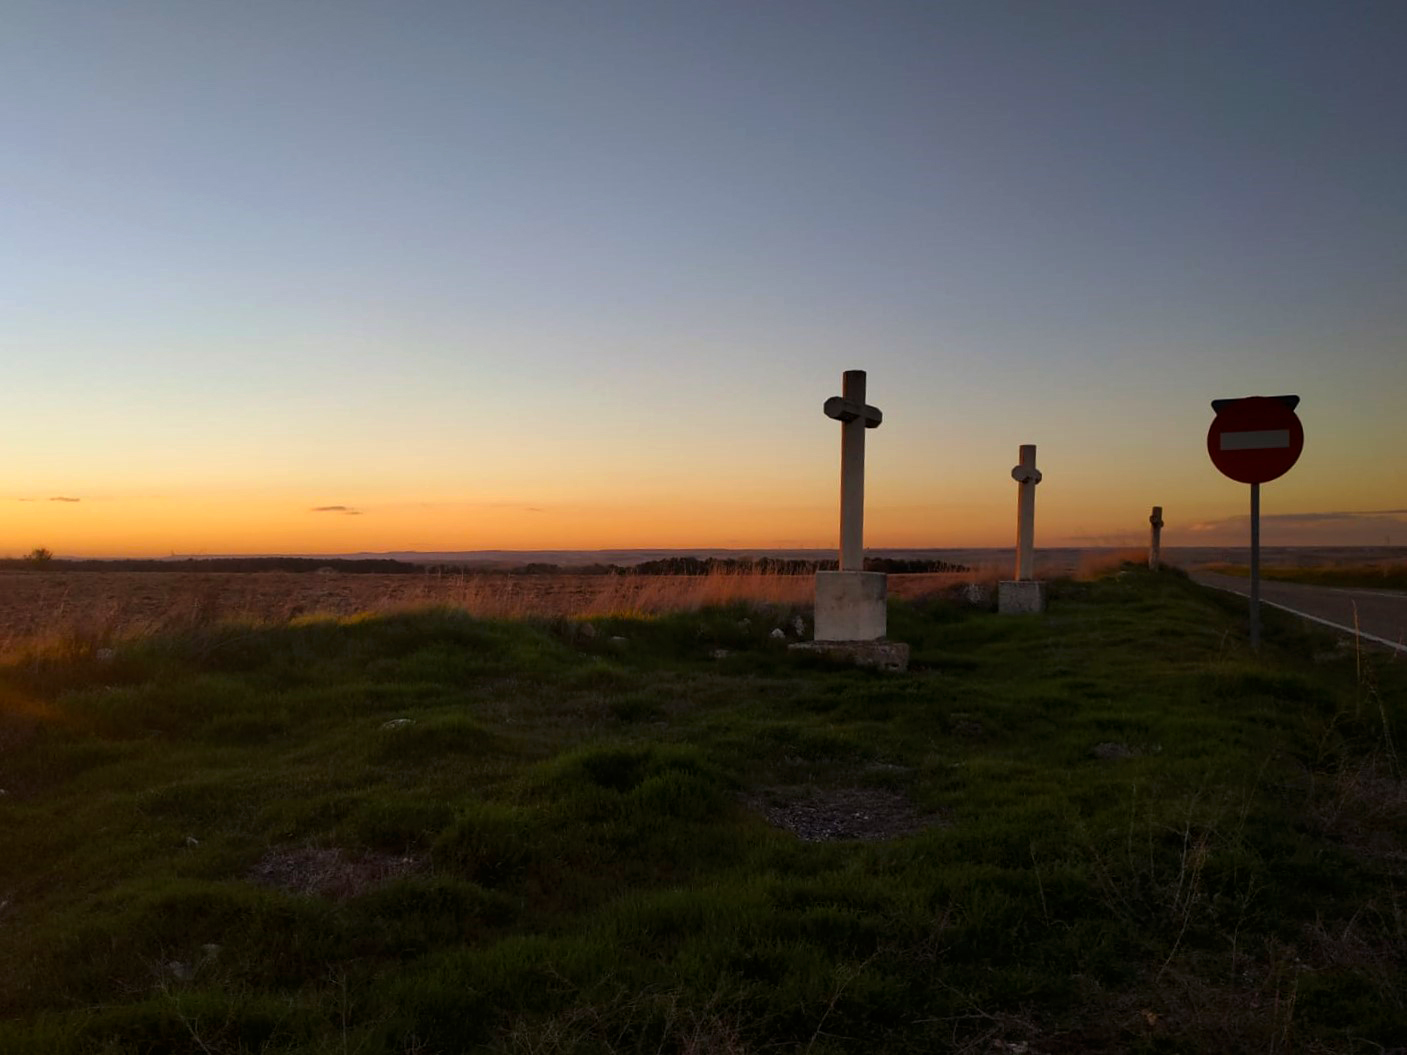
[814,570,887,641]
[998,580,1047,615]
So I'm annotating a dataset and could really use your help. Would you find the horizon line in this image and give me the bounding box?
[13,543,1407,563]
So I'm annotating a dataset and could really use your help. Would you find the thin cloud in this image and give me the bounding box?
[1190,509,1407,532]
[483,501,546,512]
[49,496,81,503]
[309,505,363,516]
[1268,509,1407,523]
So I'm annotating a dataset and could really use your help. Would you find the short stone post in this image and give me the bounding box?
[998,444,1046,614]
[1148,506,1164,571]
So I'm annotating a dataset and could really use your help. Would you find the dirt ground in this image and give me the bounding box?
[0,570,975,653]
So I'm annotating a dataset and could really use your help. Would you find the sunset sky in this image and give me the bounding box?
[4,1,1405,557]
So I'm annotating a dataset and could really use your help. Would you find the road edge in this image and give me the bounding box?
[1193,577,1407,655]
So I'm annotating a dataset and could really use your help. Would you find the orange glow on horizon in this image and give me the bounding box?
[5,483,1366,558]
[5,425,1397,558]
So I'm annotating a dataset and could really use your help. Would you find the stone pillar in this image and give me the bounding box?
[796,370,910,668]
[838,370,867,571]
[815,369,887,642]
[999,444,1046,614]
[1013,444,1039,580]
[1149,506,1164,571]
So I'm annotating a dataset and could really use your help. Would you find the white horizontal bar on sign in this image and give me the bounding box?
[1220,429,1290,451]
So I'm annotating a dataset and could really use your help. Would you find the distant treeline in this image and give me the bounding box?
[491,557,969,576]
[620,556,970,575]
[3,555,969,576]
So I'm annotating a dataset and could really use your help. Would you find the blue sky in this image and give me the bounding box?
[3,1,1404,554]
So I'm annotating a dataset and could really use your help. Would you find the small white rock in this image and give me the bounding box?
[710,649,732,659]
[608,635,628,647]
[380,718,415,730]
[166,960,192,981]
[184,835,200,847]
[790,615,806,636]
[579,623,597,639]
[962,582,990,605]
[770,628,786,640]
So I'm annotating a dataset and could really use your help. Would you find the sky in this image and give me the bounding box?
[3,0,1405,557]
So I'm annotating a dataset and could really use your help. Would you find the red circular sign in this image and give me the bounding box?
[1207,396,1304,484]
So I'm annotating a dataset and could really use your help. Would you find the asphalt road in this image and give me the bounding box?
[1190,571,1407,652]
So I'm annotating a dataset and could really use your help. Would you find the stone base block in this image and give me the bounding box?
[814,571,887,641]
[998,580,1047,615]
[789,640,910,672]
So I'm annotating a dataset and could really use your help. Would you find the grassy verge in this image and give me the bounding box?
[1206,562,1407,592]
[1,567,1404,1053]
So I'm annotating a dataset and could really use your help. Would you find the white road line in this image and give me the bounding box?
[1318,585,1407,600]
[1219,429,1291,450]
[1196,580,1407,654]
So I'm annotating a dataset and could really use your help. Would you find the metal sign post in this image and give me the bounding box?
[1249,482,1260,649]
[1207,395,1304,651]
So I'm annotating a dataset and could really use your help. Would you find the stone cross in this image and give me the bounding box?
[1148,506,1164,571]
[1010,444,1042,580]
[823,370,883,571]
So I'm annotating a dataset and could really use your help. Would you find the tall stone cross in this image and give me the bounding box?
[1148,506,1164,571]
[1011,444,1042,580]
[823,370,883,571]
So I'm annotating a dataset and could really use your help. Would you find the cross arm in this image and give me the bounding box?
[823,396,883,427]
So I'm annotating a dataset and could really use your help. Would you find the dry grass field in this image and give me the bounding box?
[29,542,1387,658]
[0,569,985,657]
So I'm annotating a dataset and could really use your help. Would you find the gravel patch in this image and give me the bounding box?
[746,786,943,842]
[248,846,423,899]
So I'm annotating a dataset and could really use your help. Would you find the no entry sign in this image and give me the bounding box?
[1207,396,1304,484]
[1207,393,1304,650]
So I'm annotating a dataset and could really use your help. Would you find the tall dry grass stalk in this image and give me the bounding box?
[0,570,827,660]
[591,571,816,615]
[0,578,272,663]
[1074,548,1149,581]
[431,571,817,619]
[0,566,997,662]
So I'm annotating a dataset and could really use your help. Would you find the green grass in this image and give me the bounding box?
[1208,561,1407,592]
[2,569,1404,1053]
